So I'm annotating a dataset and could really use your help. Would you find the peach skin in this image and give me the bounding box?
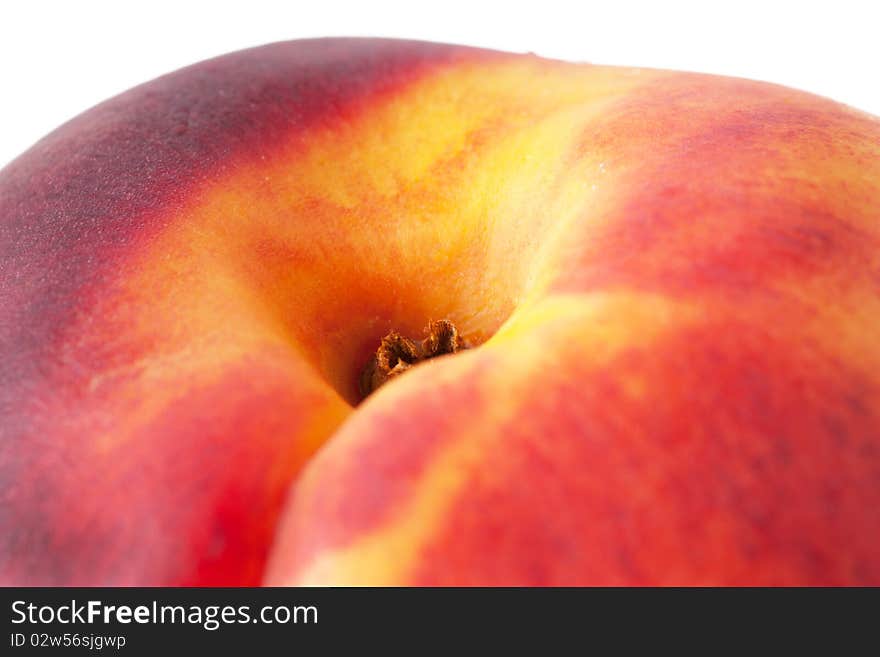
[0,38,878,585]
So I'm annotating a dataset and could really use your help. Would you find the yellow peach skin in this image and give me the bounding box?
[1,39,878,585]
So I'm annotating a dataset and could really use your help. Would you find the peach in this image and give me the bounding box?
[0,38,878,585]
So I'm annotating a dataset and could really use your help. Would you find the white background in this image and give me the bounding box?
[1,0,878,169]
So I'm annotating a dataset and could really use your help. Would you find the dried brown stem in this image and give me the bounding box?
[359,319,468,398]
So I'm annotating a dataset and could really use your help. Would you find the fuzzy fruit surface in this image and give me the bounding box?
[1,38,879,585]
